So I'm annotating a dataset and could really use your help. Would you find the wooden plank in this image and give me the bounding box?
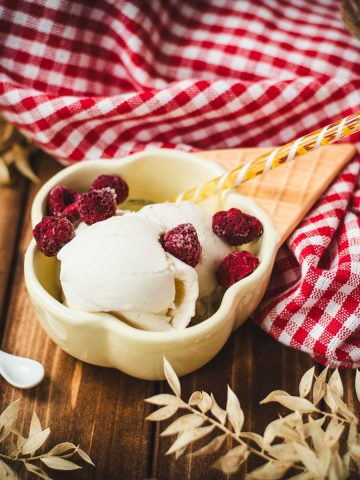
[0,154,155,480]
[0,171,27,330]
[150,321,317,479]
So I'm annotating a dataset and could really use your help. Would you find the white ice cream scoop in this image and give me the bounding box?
[58,213,199,331]
[0,350,44,389]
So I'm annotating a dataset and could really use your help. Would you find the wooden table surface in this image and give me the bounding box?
[0,153,358,480]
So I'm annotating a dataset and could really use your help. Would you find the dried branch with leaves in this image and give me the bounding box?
[342,0,360,39]
[146,358,360,479]
[0,118,39,186]
[0,399,93,479]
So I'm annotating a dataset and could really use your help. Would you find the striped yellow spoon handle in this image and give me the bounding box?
[175,111,360,203]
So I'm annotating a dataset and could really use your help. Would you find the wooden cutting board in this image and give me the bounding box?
[197,144,356,244]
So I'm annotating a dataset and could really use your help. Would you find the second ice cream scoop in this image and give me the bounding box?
[58,214,199,331]
[140,202,232,297]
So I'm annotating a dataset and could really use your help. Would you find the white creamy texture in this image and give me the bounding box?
[58,214,199,331]
[140,202,232,297]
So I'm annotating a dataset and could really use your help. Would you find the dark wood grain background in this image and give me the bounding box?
[0,153,357,480]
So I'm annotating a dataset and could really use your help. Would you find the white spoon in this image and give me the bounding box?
[0,350,45,389]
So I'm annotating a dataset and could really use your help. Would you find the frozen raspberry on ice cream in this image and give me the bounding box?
[33,216,74,257]
[216,251,259,289]
[212,208,263,245]
[161,223,201,267]
[78,188,117,225]
[48,185,81,222]
[91,174,129,204]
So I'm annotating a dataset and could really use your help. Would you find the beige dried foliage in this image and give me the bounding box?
[0,399,93,479]
[348,421,357,443]
[29,411,42,438]
[163,357,181,397]
[0,118,39,186]
[210,393,226,425]
[0,400,19,429]
[160,413,204,437]
[302,416,325,438]
[260,390,290,403]
[325,418,345,448]
[312,367,328,405]
[287,472,315,480]
[263,417,301,449]
[166,425,215,455]
[146,404,178,421]
[21,428,51,455]
[226,386,244,434]
[40,457,82,471]
[188,391,202,406]
[342,0,360,40]
[355,369,360,403]
[146,359,360,479]
[245,460,291,479]
[261,394,316,414]
[268,443,299,464]
[308,417,326,454]
[76,447,95,466]
[145,393,181,406]
[328,385,357,423]
[329,369,344,398]
[213,444,249,474]
[324,384,339,413]
[198,391,212,413]
[240,431,264,448]
[192,433,226,457]
[299,366,315,398]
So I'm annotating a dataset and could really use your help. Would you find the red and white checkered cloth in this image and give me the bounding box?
[1,0,360,367]
[257,157,360,368]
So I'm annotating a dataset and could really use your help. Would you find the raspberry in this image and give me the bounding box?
[78,188,117,225]
[242,212,263,243]
[216,251,259,289]
[91,174,129,204]
[160,223,201,267]
[212,208,263,245]
[48,185,81,222]
[33,216,74,257]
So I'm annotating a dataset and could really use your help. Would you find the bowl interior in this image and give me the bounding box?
[34,252,62,302]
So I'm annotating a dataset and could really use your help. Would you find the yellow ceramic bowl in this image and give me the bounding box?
[24,149,278,380]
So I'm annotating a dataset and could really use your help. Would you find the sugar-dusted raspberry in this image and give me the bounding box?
[91,174,129,204]
[160,223,201,267]
[48,185,81,222]
[33,216,74,257]
[242,212,263,243]
[212,208,248,245]
[216,251,259,289]
[212,208,263,245]
[78,188,117,225]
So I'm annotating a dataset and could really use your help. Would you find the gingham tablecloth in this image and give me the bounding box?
[1,0,360,366]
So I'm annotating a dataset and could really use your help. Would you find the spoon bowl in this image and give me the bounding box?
[0,350,45,389]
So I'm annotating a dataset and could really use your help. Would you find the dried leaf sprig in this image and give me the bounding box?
[146,359,360,479]
[342,0,360,40]
[0,118,39,186]
[0,399,93,479]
